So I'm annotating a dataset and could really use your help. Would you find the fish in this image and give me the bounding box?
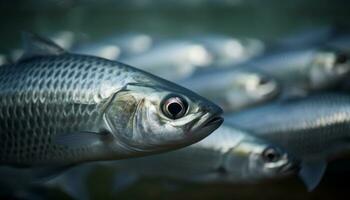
[192,35,265,67]
[72,33,154,61]
[45,123,299,200]
[178,69,279,112]
[0,33,223,168]
[122,40,213,81]
[242,48,350,97]
[226,93,350,190]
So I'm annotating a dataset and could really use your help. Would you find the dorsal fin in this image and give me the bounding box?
[19,32,66,62]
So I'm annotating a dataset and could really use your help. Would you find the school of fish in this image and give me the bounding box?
[2,28,350,199]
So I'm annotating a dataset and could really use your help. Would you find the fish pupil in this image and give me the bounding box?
[168,102,183,117]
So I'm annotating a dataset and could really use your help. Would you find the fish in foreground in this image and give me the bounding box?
[0,33,223,167]
[47,123,299,200]
[226,93,350,190]
[179,69,279,112]
[243,48,350,97]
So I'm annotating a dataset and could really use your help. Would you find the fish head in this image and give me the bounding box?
[104,80,223,155]
[309,50,350,88]
[223,138,299,181]
[227,72,279,108]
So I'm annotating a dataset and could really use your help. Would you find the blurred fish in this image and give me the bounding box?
[72,33,154,60]
[193,35,265,67]
[243,48,350,97]
[179,69,279,112]
[47,123,299,200]
[0,33,223,168]
[49,31,77,50]
[122,40,213,81]
[226,94,350,190]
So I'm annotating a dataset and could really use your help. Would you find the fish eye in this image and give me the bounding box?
[162,95,188,119]
[262,147,281,163]
[335,53,348,64]
[258,76,270,85]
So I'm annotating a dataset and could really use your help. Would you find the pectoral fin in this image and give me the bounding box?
[299,160,327,191]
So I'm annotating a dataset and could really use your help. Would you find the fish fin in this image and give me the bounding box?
[48,164,94,200]
[19,32,66,62]
[299,160,327,191]
[53,131,106,149]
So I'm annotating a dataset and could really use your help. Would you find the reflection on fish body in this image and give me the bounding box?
[179,69,279,112]
[226,94,350,189]
[0,33,223,167]
[46,124,298,200]
[243,48,350,97]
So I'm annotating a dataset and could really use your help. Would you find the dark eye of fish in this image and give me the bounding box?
[335,53,348,64]
[258,77,270,85]
[262,147,281,163]
[162,96,188,119]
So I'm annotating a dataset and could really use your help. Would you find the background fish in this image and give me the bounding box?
[0,33,223,167]
[241,48,350,97]
[226,93,350,190]
[45,123,299,200]
[179,69,279,112]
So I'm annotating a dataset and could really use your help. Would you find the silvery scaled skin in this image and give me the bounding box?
[243,48,350,97]
[0,33,223,167]
[179,69,279,112]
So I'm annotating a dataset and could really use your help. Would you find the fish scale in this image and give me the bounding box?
[0,54,139,166]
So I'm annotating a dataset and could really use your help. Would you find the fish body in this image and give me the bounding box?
[0,33,223,167]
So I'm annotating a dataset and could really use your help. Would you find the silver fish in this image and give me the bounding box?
[192,35,265,67]
[244,48,350,97]
[46,123,299,200]
[226,93,350,190]
[179,69,279,112]
[122,40,213,81]
[0,33,223,167]
[72,33,154,61]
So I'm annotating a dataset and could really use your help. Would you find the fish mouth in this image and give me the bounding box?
[279,161,301,176]
[204,116,224,128]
